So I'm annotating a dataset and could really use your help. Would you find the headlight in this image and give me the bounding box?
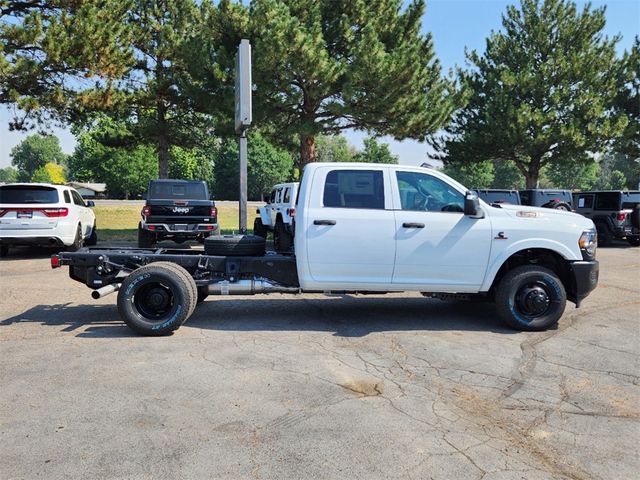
[579,229,597,259]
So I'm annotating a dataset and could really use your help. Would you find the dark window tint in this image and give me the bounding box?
[323,170,385,209]
[519,191,531,206]
[63,190,71,203]
[595,193,620,210]
[397,171,464,212]
[71,190,85,206]
[576,195,594,209]
[283,188,290,203]
[621,193,640,210]
[476,190,520,205]
[148,182,207,200]
[0,186,59,204]
[270,190,276,203]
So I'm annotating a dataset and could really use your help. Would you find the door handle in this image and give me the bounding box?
[402,222,425,228]
[314,219,336,226]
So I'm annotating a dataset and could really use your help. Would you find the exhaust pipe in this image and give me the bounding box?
[206,279,299,296]
[92,283,121,299]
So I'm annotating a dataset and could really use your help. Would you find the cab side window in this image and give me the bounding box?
[270,190,276,204]
[576,194,593,209]
[71,191,85,207]
[323,170,384,209]
[283,187,290,203]
[396,171,464,213]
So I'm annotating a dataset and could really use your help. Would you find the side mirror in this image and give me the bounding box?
[263,194,271,204]
[464,192,484,218]
[86,200,95,208]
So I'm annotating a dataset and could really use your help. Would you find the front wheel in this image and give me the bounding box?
[117,262,197,335]
[273,220,293,252]
[595,222,612,247]
[253,218,268,238]
[495,265,566,331]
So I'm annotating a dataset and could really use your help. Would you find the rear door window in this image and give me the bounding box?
[63,190,72,203]
[595,193,620,210]
[0,186,59,204]
[71,191,85,206]
[323,170,385,209]
[283,187,291,203]
[149,182,207,200]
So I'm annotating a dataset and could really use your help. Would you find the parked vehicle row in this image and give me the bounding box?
[475,188,573,210]
[253,182,298,252]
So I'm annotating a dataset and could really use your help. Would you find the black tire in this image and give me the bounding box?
[631,205,640,229]
[253,218,268,238]
[495,265,567,331]
[138,224,155,249]
[117,263,196,335]
[273,220,293,252]
[197,287,209,304]
[204,234,265,256]
[627,236,640,247]
[153,262,198,318]
[0,245,8,257]
[595,222,612,247]
[86,222,98,246]
[67,224,84,251]
[551,202,571,211]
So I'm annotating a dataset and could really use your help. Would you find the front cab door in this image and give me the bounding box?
[392,170,492,291]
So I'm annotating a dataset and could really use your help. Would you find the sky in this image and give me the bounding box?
[1,0,639,168]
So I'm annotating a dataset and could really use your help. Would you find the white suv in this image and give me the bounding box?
[0,183,97,257]
[253,182,298,252]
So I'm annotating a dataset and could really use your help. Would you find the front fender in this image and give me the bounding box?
[480,238,579,292]
[258,207,272,226]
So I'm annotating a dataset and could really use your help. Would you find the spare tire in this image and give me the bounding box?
[631,205,640,229]
[204,234,266,256]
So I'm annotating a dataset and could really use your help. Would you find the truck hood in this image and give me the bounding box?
[492,203,595,230]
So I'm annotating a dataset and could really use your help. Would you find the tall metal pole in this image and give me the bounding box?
[239,131,248,234]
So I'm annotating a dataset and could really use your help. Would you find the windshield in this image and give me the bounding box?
[0,186,59,204]
[148,182,207,200]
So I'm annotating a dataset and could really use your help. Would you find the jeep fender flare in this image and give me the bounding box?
[480,239,576,292]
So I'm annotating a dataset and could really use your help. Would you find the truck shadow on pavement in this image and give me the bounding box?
[187,295,520,337]
[0,296,522,338]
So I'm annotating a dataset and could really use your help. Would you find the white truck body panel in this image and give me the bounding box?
[295,163,593,293]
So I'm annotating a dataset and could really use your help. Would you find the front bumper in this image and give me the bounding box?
[567,260,599,307]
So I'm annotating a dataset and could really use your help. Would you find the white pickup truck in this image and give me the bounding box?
[52,163,599,336]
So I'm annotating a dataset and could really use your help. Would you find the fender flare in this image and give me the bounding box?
[480,239,577,292]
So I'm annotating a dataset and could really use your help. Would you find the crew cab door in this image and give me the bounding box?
[304,167,396,286]
[392,170,492,291]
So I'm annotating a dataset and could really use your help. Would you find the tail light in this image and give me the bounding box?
[210,206,218,217]
[42,208,68,217]
[51,254,61,269]
[142,205,151,217]
[288,207,296,217]
[617,212,626,221]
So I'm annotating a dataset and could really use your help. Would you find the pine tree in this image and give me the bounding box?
[250,0,454,172]
[441,0,627,188]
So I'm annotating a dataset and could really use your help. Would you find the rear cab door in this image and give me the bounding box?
[299,165,396,288]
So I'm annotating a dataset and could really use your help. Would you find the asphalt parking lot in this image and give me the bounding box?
[1,244,638,480]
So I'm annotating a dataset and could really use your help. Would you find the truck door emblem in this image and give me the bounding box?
[494,232,508,240]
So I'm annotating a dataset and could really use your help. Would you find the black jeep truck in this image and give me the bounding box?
[138,179,219,248]
[573,190,640,246]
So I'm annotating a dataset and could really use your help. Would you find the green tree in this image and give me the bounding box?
[10,134,67,181]
[169,146,215,193]
[443,161,495,189]
[546,156,599,190]
[69,117,157,198]
[31,162,66,184]
[441,0,627,188]
[613,37,639,162]
[354,138,398,164]
[214,132,294,200]
[315,135,357,163]
[491,160,525,189]
[0,166,18,183]
[0,1,133,128]
[250,0,455,172]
